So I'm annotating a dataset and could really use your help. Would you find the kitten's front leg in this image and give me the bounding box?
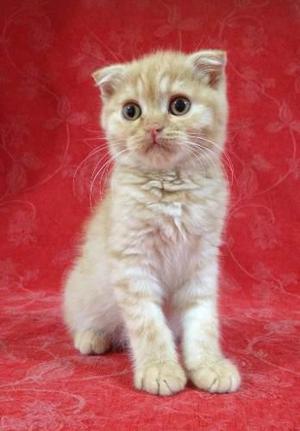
[179,260,241,393]
[114,272,186,396]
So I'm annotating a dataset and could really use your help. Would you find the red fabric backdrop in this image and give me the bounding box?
[1,0,299,429]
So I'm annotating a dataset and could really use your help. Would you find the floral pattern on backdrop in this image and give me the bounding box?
[0,0,299,430]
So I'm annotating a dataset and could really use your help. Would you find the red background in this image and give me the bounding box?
[1,1,299,429]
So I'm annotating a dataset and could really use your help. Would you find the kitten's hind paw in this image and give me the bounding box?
[188,357,241,393]
[134,361,187,396]
[74,329,111,355]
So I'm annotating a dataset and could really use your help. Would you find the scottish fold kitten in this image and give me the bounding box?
[63,50,241,395]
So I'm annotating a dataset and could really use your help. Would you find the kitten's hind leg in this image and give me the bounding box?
[63,266,121,356]
[74,329,111,355]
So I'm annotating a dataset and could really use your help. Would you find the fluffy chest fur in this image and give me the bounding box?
[109,166,227,291]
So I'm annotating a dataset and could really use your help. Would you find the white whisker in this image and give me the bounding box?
[182,140,232,184]
[184,134,236,185]
[73,146,104,196]
[89,148,129,208]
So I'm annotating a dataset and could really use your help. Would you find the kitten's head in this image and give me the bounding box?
[93,50,228,171]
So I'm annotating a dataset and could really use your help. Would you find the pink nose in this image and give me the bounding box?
[147,125,163,143]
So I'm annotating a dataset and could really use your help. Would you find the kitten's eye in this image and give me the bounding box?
[169,96,191,116]
[122,102,142,121]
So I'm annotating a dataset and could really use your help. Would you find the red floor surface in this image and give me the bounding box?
[1,1,300,430]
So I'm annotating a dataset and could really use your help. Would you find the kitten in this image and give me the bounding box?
[63,50,241,396]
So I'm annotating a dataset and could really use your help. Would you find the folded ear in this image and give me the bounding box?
[92,64,126,98]
[188,50,226,88]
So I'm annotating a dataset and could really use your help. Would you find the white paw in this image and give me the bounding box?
[134,361,187,396]
[188,357,241,393]
[74,329,111,355]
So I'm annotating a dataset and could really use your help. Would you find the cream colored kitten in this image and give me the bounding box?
[63,50,241,396]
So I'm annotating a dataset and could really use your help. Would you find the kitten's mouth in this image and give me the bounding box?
[144,138,173,154]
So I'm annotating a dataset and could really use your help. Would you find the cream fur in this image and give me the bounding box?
[63,50,241,396]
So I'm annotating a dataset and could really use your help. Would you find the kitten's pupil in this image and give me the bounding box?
[175,99,186,112]
[127,105,136,118]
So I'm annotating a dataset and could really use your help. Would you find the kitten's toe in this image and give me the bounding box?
[74,329,111,355]
[134,361,187,396]
[188,357,241,393]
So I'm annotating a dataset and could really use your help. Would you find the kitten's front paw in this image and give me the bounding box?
[188,357,241,393]
[134,361,187,396]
